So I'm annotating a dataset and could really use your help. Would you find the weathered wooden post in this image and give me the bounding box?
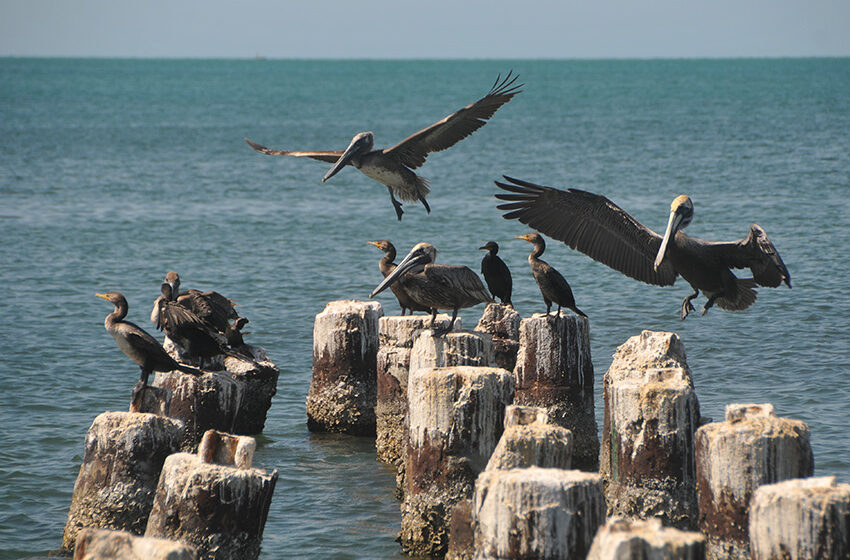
[400,366,514,558]
[695,403,814,560]
[587,517,706,560]
[513,312,598,471]
[306,300,383,435]
[601,330,701,529]
[62,412,184,553]
[408,328,493,372]
[474,303,520,372]
[74,528,197,560]
[485,405,573,471]
[145,430,277,560]
[375,314,453,466]
[473,467,606,560]
[749,476,850,560]
[224,348,279,435]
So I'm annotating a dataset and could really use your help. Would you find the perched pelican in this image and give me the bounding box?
[479,241,513,306]
[246,72,522,221]
[154,271,238,335]
[150,283,227,363]
[96,292,199,406]
[516,233,586,318]
[496,176,791,319]
[369,242,492,334]
[367,240,431,316]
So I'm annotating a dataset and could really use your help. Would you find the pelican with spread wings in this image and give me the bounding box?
[246,72,522,220]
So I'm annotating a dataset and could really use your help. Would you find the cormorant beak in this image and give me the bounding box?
[514,234,531,243]
[654,210,684,271]
[366,241,381,248]
[95,293,109,301]
[478,245,487,251]
[369,247,429,298]
[322,136,362,183]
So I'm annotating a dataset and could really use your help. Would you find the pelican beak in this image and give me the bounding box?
[370,246,428,298]
[95,293,109,300]
[322,136,361,183]
[654,210,683,271]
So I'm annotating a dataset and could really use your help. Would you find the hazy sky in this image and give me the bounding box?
[2,0,849,59]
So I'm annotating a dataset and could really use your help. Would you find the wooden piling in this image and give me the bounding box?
[224,347,280,435]
[62,412,184,553]
[695,403,814,560]
[408,328,493,373]
[601,330,700,529]
[485,405,573,471]
[474,303,520,372]
[400,366,514,558]
[145,431,278,560]
[74,528,197,560]
[587,517,706,560]
[513,312,598,471]
[375,314,453,467]
[306,300,383,435]
[749,476,850,560]
[473,467,606,560]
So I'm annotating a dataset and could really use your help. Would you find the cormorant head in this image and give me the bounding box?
[367,240,394,253]
[95,291,127,307]
[323,131,374,183]
[479,241,499,254]
[654,195,694,270]
[515,232,545,249]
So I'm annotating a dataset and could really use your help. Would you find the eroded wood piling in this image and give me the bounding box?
[474,303,520,372]
[513,312,598,471]
[695,403,814,560]
[587,517,706,560]
[601,330,700,529]
[73,528,197,560]
[485,404,573,471]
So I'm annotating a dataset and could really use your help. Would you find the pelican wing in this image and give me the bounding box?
[495,176,678,286]
[706,224,791,288]
[383,72,522,170]
[245,138,343,164]
[424,264,493,305]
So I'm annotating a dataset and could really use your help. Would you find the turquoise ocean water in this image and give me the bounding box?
[1,58,848,558]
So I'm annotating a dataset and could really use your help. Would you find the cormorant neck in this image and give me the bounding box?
[107,300,128,326]
[530,240,545,260]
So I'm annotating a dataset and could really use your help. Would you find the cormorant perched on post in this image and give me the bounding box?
[246,72,522,221]
[479,241,513,306]
[516,233,587,318]
[496,176,790,319]
[367,239,431,316]
[369,242,492,334]
[150,283,227,364]
[96,291,200,408]
[156,271,238,335]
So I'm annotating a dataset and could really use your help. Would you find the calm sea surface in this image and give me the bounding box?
[0,58,848,559]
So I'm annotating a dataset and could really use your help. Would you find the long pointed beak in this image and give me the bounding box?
[95,293,109,300]
[322,139,359,183]
[366,241,381,248]
[514,234,531,242]
[654,211,682,270]
[370,249,428,298]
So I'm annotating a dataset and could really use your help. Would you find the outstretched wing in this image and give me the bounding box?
[495,176,678,287]
[245,138,344,164]
[705,224,791,288]
[383,72,523,170]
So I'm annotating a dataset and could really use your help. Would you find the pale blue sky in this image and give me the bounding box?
[2,0,849,59]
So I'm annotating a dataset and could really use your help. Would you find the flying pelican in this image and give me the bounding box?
[479,241,513,306]
[516,233,586,318]
[246,72,522,221]
[495,176,791,319]
[96,292,200,407]
[369,242,492,334]
[367,239,431,316]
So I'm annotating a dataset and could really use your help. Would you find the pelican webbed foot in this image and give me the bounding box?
[681,290,699,320]
[702,293,721,316]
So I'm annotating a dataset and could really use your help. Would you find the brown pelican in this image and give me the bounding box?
[495,176,791,319]
[155,271,238,334]
[516,233,587,318]
[367,240,431,316]
[246,72,522,221]
[369,242,492,334]
[150,283,227,363]
[96,292,200,407]
[479,241,513,306]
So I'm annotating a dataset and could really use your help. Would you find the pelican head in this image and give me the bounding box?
[370,242,436,298]
[164,271,180,300]
[479,241,499,253]
[654,195,694,270]
[323,131,374,183]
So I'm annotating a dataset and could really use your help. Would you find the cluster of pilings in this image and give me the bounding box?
[59,343,280,559]
[308,300,849,559]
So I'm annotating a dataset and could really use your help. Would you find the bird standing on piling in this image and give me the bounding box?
[96,291,200,408]
[156,271,238,335]
[516,233,587,318]
[246,72,522,221]
[369,242,492,334]
[367,240,431,316]
[496,176,790,319]
[150,283,228,365]
[479,241,513,306]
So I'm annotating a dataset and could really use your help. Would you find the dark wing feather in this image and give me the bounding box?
[495,176,678,286]
[383,72,523,170]
[245,138,344,164]
[176,290,235,332]
[705,224,791,288]
[162,302,205,331]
